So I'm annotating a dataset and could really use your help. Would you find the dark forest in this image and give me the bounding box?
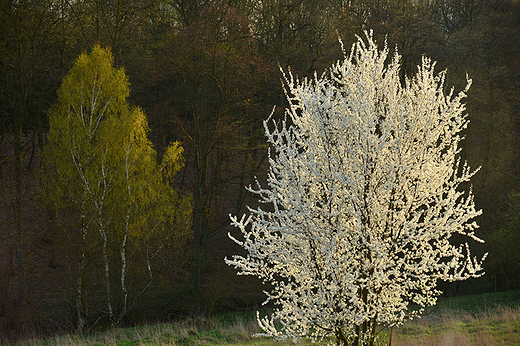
[1,0,519,340]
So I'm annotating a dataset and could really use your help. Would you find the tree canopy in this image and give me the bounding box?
[226,32,487,345]
[43,45,190,330]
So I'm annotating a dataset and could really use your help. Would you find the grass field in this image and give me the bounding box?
[10,290,520,345]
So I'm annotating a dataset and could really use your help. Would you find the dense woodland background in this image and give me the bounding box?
[0,0,519,339]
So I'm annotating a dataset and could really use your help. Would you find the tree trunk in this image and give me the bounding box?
[0,132,6,179]
[98,155,113,325]
[100,228,113,325]
[116,207,130,326]
[75,214,87,332]
[191,84,211,297]
[13,123,27,307]
[191,173,206,296]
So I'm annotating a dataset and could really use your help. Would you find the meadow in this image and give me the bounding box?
[8,290,520,345]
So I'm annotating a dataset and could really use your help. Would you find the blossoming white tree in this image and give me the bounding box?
[225,31,487,345]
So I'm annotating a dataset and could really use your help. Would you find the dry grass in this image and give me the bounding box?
[393,305,520,346]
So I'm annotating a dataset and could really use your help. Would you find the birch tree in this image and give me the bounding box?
[42,45,189,330]
[225,31,487,345]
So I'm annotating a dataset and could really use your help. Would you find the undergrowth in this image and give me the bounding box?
[8,290,520,345]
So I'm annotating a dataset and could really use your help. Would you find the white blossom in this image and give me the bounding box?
[225,31,486,345]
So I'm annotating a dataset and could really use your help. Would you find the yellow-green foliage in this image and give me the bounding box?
[42,45,191,321]
[44,45,130,210]
[44,43,190,244]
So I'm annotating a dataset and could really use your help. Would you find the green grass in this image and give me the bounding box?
[434,289,520,313]
[10,290,520,345]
